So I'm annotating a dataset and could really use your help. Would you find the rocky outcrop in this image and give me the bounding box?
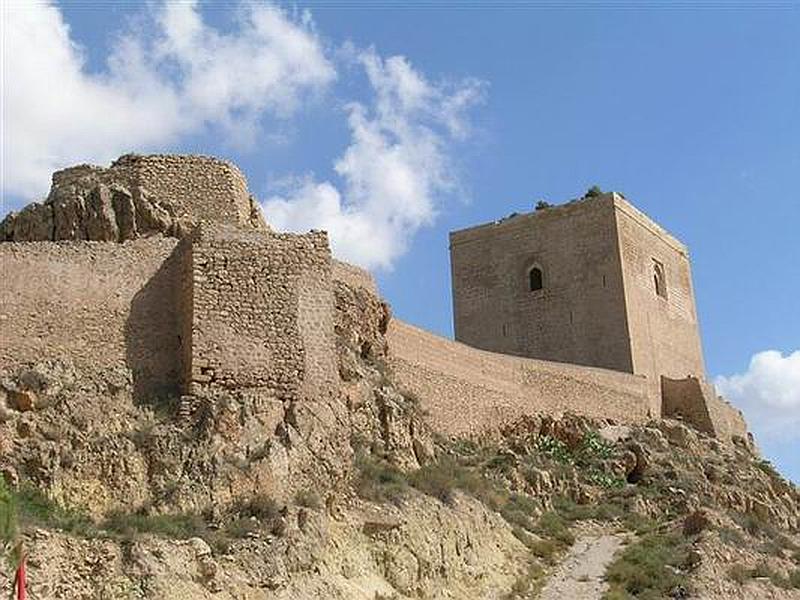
[1,155,268,242]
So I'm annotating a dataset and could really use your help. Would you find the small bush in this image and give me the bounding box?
[534,200,552,211]
[103,511,206,540]
[788,569,800,589]
[750,561,778,580]
[0,478,17,549]
[530,538,562,564]
[577,431,615,461]
[584,185,603,198]
[294,490,322,509]
[15,484,94,537]
[500,497,538,532]
[355,452,409,503]
[587,468,625,490]
[223,517,259,539]
[533,436,573,464]
[534,512,575,546]
[237,494,280,521]
[733,511,777,539]
[504,560,545,598]
[410,455,504,509]
[604,532,690,598]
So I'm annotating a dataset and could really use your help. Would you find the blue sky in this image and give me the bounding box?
[3,2,798,480]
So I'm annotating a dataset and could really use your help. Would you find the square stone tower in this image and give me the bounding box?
[449,193,706,413]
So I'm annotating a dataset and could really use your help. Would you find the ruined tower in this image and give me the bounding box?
[449,192,707,414]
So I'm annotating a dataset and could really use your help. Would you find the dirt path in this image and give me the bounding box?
[539,532,627,600]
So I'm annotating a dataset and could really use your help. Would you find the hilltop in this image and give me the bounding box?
[0,155,797,599]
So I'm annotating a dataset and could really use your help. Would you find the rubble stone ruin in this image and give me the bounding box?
[0,154,749,444]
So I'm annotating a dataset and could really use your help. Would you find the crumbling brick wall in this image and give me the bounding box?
[186,224,337,402]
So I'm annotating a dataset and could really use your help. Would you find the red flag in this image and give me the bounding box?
[15,557,26,600]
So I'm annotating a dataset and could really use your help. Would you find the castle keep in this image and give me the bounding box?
[0,156,748,444]
[450,193,706,418]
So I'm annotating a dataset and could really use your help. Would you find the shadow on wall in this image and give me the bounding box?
[660,375,715,435]
[124,242,185,403]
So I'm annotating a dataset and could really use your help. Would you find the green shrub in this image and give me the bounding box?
[587,469,625,490]
[14,483,94,537]
[788,568,800,589]
[533,435,573,464]
[530,538,562,564]
[733,511,778,539]
[534,511,575,546]
[499,495,538,532]
[409,455,506,510]
[223,517,259,539]
[0,478,17,550]
[718,526,745,547]
[577,431,615,461]
[585,185,603,198]
[103,511,207,540]
[355,452,409,503]
[604,533,689,598]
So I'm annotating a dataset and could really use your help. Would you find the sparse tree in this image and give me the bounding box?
[535,200,552,211]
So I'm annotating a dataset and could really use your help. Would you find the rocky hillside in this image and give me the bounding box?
[1,280,798,599]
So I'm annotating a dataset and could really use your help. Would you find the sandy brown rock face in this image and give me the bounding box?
[1,154,269,242]
[0,177,181,242]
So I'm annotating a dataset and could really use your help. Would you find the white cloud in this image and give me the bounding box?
[4,3,485,269]
[715,350,800,440]
[262,50,485,270]
[2,1,334,198]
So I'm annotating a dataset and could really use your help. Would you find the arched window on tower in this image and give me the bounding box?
[529,267,543,292]
[653,260,667,299]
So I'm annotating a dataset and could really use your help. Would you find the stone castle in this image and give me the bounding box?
[0,155,749,444]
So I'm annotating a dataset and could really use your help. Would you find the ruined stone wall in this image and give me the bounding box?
[661,376,749,443]
[660,376,716,435]
[0,238,183,397]
[1,154,265,242]
[111,154,254,228]
[187,224,337,402]
[332,259,378,295]
[450,195,633,374]
[614,197,706,413]
[387,320,652,437]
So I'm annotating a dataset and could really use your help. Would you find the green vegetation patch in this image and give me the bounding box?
[603,532,692,599]
[727,562,800,590]
[354,452,410,503]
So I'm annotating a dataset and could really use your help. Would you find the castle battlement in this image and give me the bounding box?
[0,157,749,445]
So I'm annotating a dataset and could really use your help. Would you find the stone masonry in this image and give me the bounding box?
[186,223,337,403]
[0,155,749,444]
[449,192,746,440]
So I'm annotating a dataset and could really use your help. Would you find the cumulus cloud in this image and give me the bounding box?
[3,1,334,198]
[262,50,485,270]
[715,350,800,440]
